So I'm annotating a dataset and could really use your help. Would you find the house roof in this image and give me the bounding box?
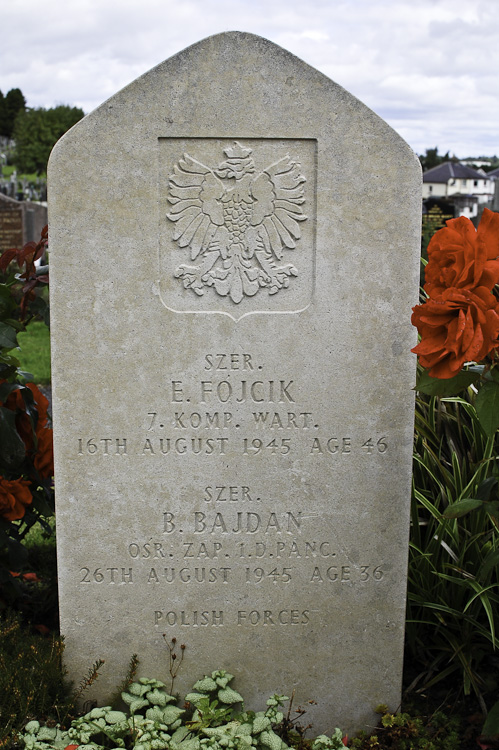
[423,162,489,183]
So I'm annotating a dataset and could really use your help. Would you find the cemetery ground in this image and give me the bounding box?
[0,327,497,748]
[0,165,46,204]
[2,166,40,185]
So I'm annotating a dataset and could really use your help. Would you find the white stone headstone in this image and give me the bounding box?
[48,32,421,733]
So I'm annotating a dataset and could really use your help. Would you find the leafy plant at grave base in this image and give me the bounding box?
[410,207,499,738]
[349,705,460,749]
[0,226,54,606]
[13,668,348,750]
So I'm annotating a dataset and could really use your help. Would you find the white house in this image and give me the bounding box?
[422,162,494,219]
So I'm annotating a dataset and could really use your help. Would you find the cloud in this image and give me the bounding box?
[1,0,498,156]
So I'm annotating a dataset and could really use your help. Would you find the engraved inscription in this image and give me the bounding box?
[154,610,224,627]
[237,609,310,625]
[151,609,312,628]
[76,352,392,458]
[165,353,307,460]
[74,343,390,632]
[167,142,307,303]
[80,567,133,583]
[0,207,23,253]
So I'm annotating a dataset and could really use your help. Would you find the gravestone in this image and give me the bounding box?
[0,193,48,253]
[0,194,23,252]
[48,32,421,733]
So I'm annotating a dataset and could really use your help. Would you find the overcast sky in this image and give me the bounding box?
[1,0,497,158]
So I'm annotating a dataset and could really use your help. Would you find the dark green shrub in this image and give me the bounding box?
[0,612,68,742]
[407,389,499,708]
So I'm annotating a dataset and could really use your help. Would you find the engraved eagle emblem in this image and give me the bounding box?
[167,142,308,304]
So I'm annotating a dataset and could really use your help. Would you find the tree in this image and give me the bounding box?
[0,91,4,137]
[13,105,84,174]
[419,147,452,171]
[0,88,26,139]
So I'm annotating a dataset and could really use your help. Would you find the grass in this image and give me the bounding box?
[16,321,51,384]
[1,165,43,182]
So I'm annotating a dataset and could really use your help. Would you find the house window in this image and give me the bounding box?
[474,180,478,186]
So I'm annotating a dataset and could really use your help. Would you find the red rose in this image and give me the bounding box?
[411,286,499,378]
[2,382,50,454]
[0,476,32,521]
[424,208,499,297]
[34,425,54,478]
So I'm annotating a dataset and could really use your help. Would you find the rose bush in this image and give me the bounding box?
[412,207,499,741]
[412,208,499,435]
[2,381,54,480]
[0,227,53,601]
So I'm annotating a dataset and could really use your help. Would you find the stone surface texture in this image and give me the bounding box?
[48,32,421,734]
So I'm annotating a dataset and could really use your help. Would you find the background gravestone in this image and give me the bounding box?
[0,193,48,252]
[0,194,22,251]
[48,32,421,733]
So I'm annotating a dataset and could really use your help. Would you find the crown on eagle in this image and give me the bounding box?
[223,142,253,160]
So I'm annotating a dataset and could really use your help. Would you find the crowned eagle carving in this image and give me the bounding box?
[167,142,308,304]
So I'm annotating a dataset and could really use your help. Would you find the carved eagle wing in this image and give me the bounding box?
[250,155,307,260]
[167,153,225,261]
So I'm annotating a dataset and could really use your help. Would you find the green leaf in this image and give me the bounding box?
[252,716,271,734]
[185,692,208,707]
[475,477,498,502]
[0,321,18,350]
[443,498,483,518]
[260,730,283,750]
[193,676,218,693]
[171,726,191,743]
[0,405,26,468]
[481,549,499,579]
[128,697,149,714]
[484,501,499,520]
[476,381,499,437]
[0,382,21,401]
[483,698,499,736]
[217,687,243,704]
[145,687,174,706]
[415,369,478,396]
[18,370,35,382]
[30,491,54,517]
[158,705,185,725]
